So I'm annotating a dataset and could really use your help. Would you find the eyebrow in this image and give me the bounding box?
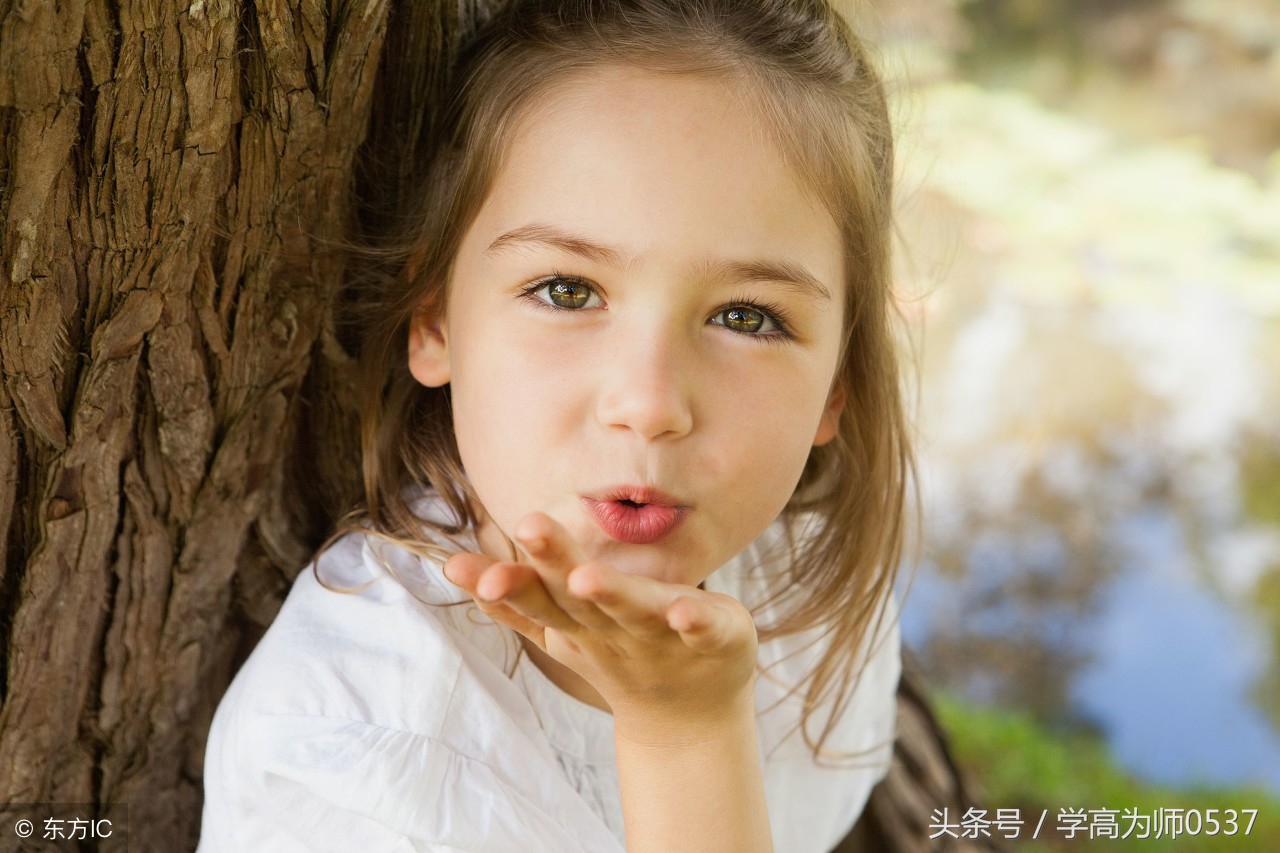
[484,223,833,304]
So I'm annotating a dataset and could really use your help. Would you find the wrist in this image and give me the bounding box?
[611,681,757,749]
[612,683,773,853]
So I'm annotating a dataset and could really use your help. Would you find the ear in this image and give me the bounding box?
[811,384,845,447]
[407,303,451,388]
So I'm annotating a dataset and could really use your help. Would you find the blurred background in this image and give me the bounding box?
[859,0,1280,848]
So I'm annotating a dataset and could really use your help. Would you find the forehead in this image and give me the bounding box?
[463,64,843,293]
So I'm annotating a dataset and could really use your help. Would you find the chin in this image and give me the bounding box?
[595,546,705,587]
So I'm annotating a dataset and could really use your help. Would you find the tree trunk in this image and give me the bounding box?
[1,0,390,847]
[0,1,989,850]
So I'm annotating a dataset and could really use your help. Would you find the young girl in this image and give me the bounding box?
[198,0,911,851]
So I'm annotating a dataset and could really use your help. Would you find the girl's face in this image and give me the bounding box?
[410,65,846,586]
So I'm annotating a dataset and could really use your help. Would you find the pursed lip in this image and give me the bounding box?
[580,484,692,544]
[586,484,690,507]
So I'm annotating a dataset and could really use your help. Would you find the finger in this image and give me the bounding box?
[478,562,578,633]
[444,553,548,646]
[565,562,678,640]
[442,551,497,596]
[514,512,613,630]
[665,595,755,655]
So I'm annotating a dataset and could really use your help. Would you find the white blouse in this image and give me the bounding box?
[197,494,900,852]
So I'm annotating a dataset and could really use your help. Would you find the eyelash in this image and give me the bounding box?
[517,272,798,344]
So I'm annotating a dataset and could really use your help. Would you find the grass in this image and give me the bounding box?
[932,692,1280,851]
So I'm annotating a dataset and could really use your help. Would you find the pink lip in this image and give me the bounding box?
[581,485,691,545]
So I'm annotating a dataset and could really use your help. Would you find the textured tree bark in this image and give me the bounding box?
[0,1,990,851]
[1,0,391,848]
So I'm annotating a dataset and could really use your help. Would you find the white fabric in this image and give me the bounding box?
[197,493,900,853]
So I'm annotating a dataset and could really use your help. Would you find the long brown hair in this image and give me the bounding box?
[331,0,914,764]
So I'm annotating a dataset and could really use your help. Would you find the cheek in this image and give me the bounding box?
[701,368,832,496]
[450,310,564,408]
[711,352,836,436]
[447,326,585,486]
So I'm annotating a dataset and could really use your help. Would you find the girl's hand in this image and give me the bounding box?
[442,512,759,735]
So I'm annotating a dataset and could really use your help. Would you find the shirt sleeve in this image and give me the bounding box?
[202,713,610,853]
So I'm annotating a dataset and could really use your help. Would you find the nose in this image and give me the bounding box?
[595,324,694,441]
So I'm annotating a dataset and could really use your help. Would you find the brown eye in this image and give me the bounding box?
[546,279,592,309]
[709,302,792,342]
[520,275,602,313]
[721,306,765,333]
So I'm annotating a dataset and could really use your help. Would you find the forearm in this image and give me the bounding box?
[613,692,774,853]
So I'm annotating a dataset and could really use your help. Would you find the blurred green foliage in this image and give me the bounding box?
[934,692,1280,850]
[1255,569,1280,734]
[1242,440,1280,530]
[955,0,1170,56]
[897,82,1280,314]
